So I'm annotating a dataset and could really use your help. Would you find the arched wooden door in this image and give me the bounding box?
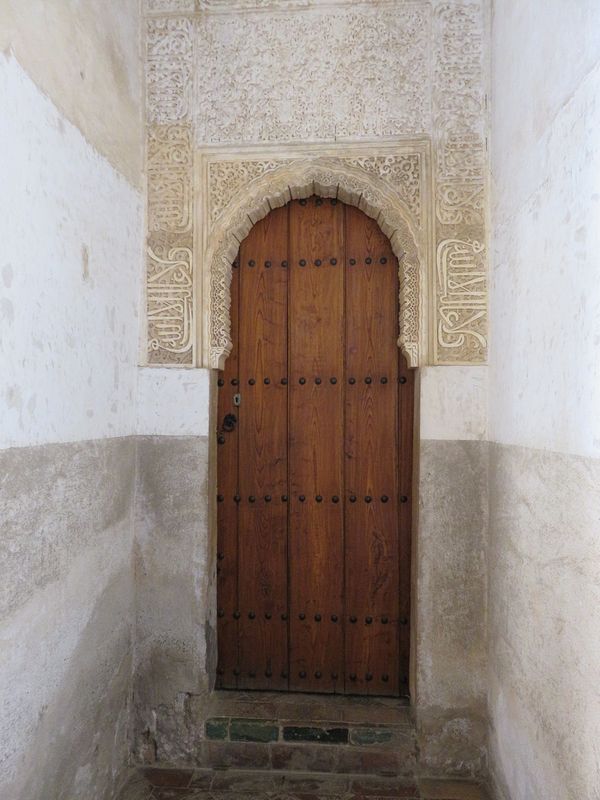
[216,196,414,697]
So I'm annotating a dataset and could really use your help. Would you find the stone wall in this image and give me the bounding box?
[488,1,600,797]
[0,2,143,796]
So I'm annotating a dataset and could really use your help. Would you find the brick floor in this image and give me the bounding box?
[119,767,488,800]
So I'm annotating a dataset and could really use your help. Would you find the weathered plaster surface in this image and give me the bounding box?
[0,24,143,799]
[487,445,600,800]
[420,366,488,442]
[417,439,488,777]
[490,2,600,461]
[193,4,430,144]
[489,2,600,797]
[137,367,210,436]
[0,53,143,450]
[0,438,136,800]
[133,436,212,763]
[0,0,142,187]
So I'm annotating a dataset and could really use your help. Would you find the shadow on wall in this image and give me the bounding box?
[16,574,132,800]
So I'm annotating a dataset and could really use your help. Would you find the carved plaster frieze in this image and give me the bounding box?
[436,182,484,226]
[194,4,431,145]
[147,233,194,364]
[145,0,196,13]
[146,16,194,124]
[146,122,195,364]
[145,14,197,364]
[436,237,486,355]
[143,1,488,367]
[432,2,487,362]
[198,147,431,371]
[198,1,421,9]
[208,153,422,228]
[148,124,194,233]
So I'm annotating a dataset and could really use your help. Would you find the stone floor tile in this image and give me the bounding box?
[210,769,283,792]
[203,740,272,770]
[347,796,419,800]
[349,776,419,797]
[189,770,214,790]
[116,770,154,800]
[152,789,204,800]
[143,767,194,787]
[418,778,484,799]
[204,691,410,727]
[206,793,273,800]
[271,742,339,772]
[279,771,350,794]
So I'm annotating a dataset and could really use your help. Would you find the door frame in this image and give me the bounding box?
[207,363,421,700]
[196,146,430,704]
[195,139,435,371]
[213,198,418,697]
[206,206,421,703]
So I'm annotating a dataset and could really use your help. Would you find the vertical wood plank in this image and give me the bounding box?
[288,197,345,693]
[237,206,289,690]
[344,205,400,696]
[217,198,413,699]
[216,253,240,689]
[398,352,414,695]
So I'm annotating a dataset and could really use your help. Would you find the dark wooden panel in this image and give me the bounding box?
[288,197,345,693]
[239,205,288,499]
[288,504,344,693]
[216,255,240,689]
[217,197,414,698]
[237,206,289,691]
[398,353,414,695]
[238,505,288,690]
[344,205,400,696]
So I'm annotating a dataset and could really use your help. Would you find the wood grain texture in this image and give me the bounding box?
[216,255,240,689]
[289,198,345,693]
[344,206,400,696]
[216,197,413,696]
[237,206,289,691]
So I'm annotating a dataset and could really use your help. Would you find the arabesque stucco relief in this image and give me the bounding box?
[198,143,430,369]
[144,0,488,367]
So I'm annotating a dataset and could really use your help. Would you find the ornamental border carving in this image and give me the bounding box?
[143,1,488,368]
[196,140,434,370]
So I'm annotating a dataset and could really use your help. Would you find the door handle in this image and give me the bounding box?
[222,413,237,432]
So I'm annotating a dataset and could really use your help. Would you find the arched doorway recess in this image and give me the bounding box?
[199,154,429,371]
[215,196,415,696]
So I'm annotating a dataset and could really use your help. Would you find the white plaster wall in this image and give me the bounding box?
[489,2,600,797]
[490,0,600,460]
[0,10,143,796]
[0,53,143,450]
[137,367,210,436]
[0,0,143,187]
[420,367,488,442]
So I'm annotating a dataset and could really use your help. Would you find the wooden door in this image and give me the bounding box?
[216,196,414,697]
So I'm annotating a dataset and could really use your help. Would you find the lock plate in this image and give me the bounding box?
[233,393,241,406]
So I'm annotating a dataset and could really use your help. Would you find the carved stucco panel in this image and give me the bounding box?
[143,1,488,367]
[200,154,427,370]
[147,231,194,364]
[145,0,196,13]
[146,122,195,364]
[145,13,197,364]
[194,4,431,146]
[432,1,487,363]
[146,16,194,124]
[208,153,423,228]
